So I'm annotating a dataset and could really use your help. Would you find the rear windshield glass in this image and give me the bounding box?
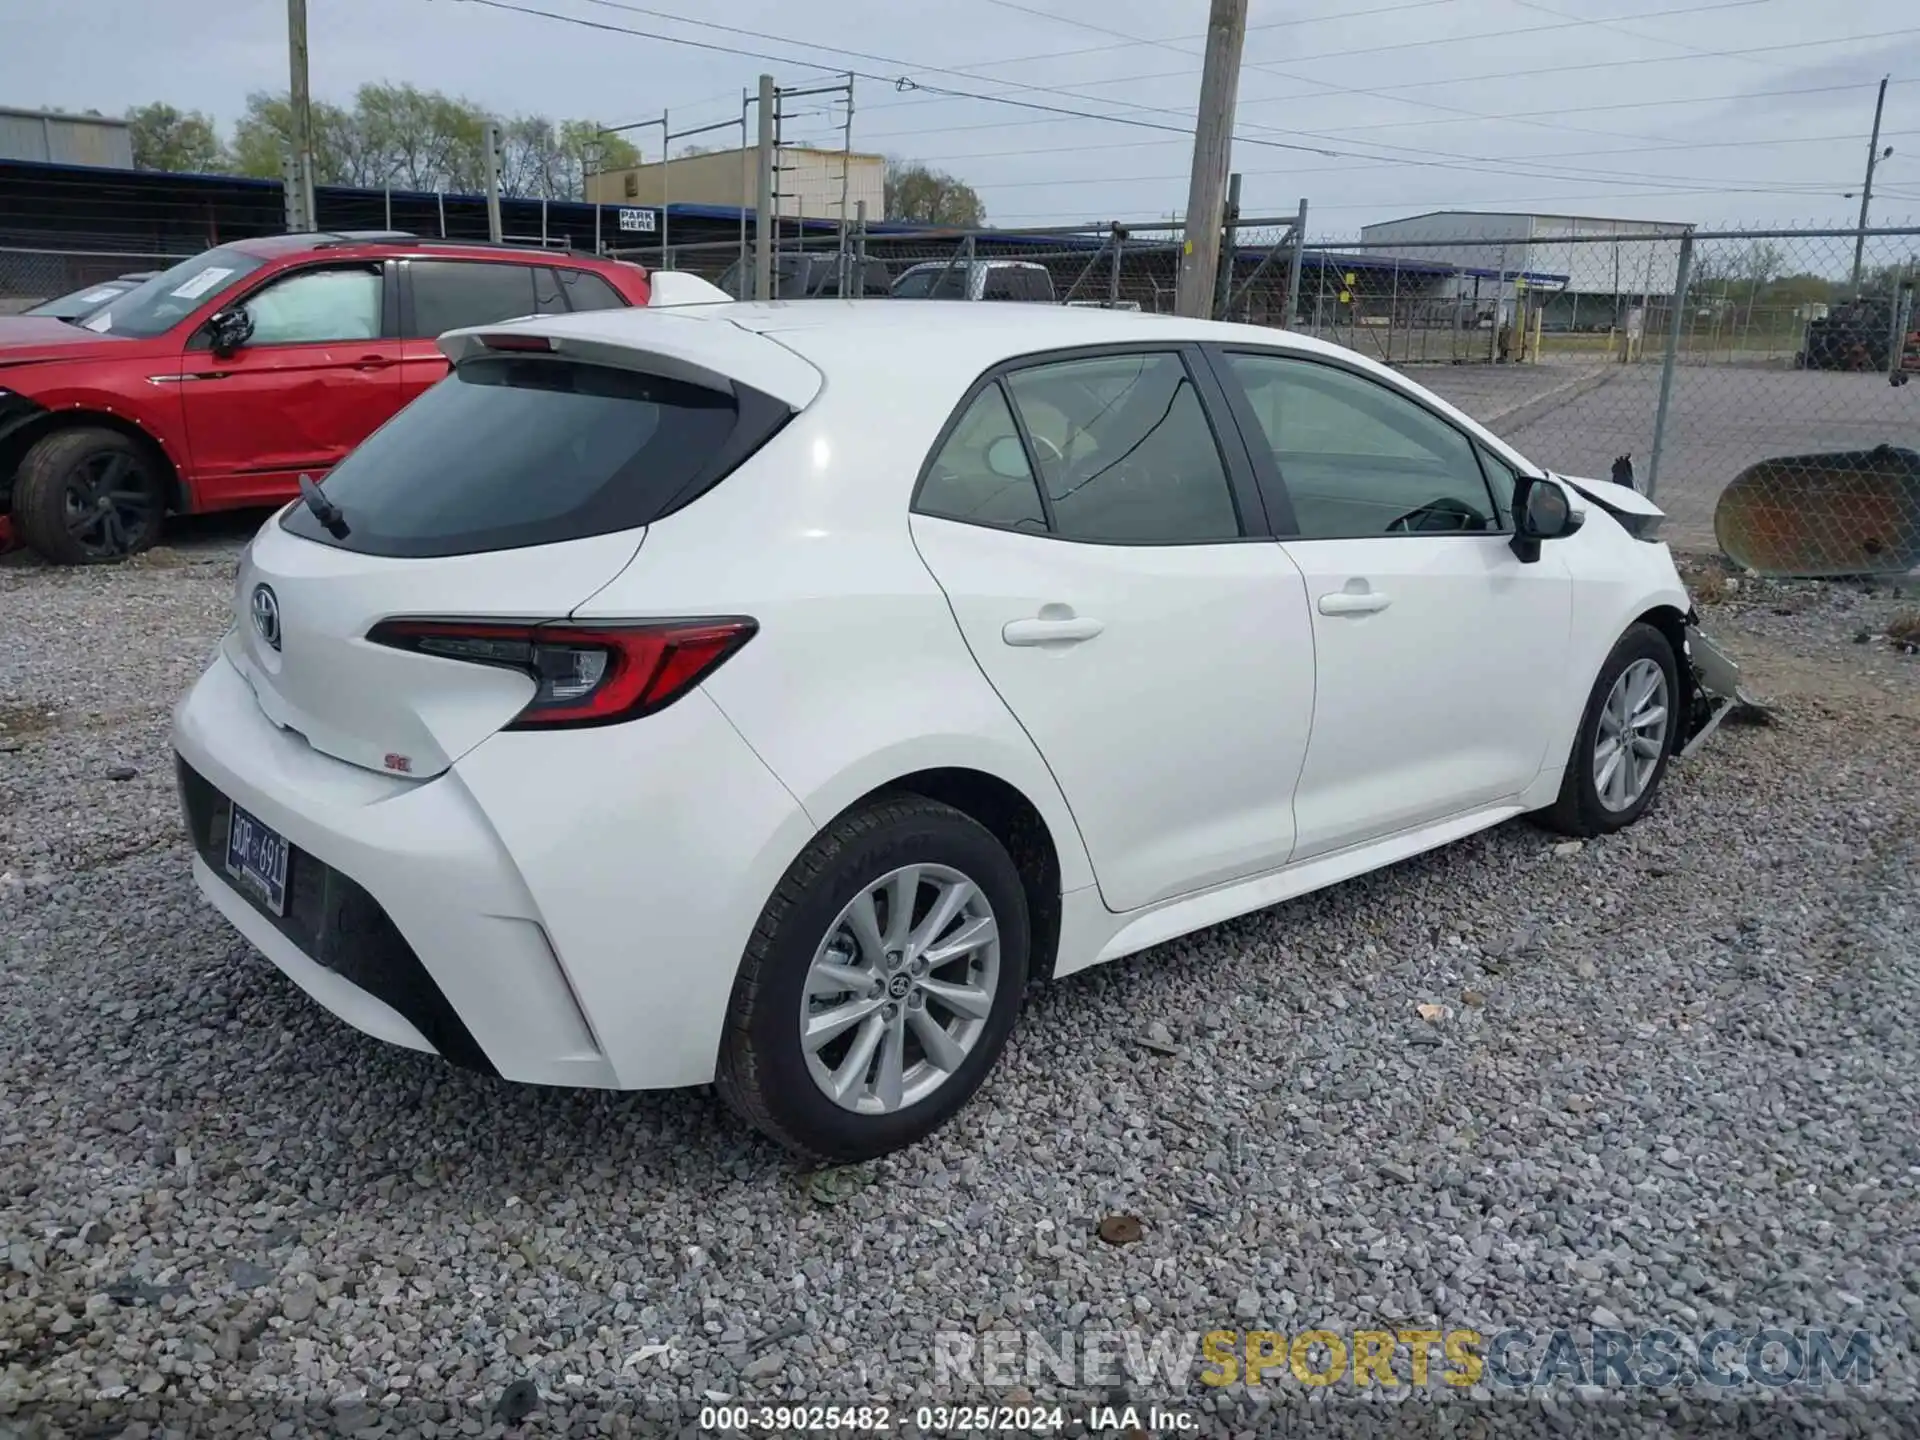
[281,356,785,557]
[79,247,266,338]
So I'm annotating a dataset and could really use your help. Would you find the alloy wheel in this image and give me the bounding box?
[61,450,158,559]
[799,863,1001,1115]
[1593,657,1669,811]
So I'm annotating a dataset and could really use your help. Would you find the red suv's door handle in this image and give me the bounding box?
[352,354,395,370]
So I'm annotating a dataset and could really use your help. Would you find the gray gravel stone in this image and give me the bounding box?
[1,539,1916,1436]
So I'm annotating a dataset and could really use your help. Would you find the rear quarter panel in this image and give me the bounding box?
[571,385,1098,896]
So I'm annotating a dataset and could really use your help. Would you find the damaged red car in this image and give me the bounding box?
[0,232,650,562]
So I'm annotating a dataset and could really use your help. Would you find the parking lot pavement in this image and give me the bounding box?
[2,550,1918,1433]
[1414,362,1920,555]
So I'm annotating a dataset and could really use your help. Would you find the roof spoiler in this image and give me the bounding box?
[647,272,732,307]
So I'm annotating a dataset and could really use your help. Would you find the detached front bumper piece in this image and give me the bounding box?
[1679,617,1766,759]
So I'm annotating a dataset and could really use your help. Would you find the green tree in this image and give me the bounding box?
[884,159,986,227]
[127,102,228,173]
[230,90,362,183]
[225,87,638,200]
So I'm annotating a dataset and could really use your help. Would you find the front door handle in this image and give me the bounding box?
[1318,591,1392,616]
[352,354,395,370]
[1003,615,1104,646]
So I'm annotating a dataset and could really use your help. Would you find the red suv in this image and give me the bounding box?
[0,231,651,563]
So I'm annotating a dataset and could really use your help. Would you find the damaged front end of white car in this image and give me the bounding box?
[1558,457,1768,760]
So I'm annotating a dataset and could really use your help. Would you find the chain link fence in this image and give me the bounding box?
[6,214,1917,572]
[0,246,192,315]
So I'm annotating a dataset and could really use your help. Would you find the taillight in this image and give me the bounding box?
[366,617,756,728]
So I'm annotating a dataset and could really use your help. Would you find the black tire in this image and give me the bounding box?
[1538,622,1680,838]
[715,794,1030,1163]
[12,427,166,565]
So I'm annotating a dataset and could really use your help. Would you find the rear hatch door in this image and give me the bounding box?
[232,311,818,778]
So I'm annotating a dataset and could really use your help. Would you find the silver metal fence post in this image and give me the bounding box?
[1282,198,1307,331]
[1645,228,1695,502]
[1109,222,1124,306]
[962,233,976,298]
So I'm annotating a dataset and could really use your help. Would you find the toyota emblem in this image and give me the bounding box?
[251,583,282,651]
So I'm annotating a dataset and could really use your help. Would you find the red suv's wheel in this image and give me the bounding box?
[12,428,166,565]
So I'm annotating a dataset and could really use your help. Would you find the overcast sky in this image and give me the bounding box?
[3,0,1917,234]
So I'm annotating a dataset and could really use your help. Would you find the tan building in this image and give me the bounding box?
[587,146,885,221]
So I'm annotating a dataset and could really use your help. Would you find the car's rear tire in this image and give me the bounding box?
[715,794,1030,1163]
[13,427,166,565]
[1539,622,1679,837]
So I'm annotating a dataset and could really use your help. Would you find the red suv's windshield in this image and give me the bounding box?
[79,247,266,339]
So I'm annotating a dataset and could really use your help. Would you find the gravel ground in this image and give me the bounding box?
[2,540,1918,1438]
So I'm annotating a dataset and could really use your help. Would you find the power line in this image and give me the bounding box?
[1504,0,1796,70]
[965,0,1837,154]
[440,0,1914,199]
[861,77,1915,143]
[950,129,1920,189]
[894,125,1918,174]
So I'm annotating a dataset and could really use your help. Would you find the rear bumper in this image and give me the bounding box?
[172,649,812,1090]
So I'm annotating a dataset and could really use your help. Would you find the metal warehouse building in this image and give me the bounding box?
[1359,210,1691,331]
[0,106,133,169]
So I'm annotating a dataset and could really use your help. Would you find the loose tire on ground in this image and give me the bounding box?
[12,427,166,565]
[715,794,1030,1162]
[1538,621,1680,838]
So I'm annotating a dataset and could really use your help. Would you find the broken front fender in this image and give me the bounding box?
[1678,616,1767,759]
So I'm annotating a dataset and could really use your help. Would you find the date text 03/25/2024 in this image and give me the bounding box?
[696,1403,1197,1433]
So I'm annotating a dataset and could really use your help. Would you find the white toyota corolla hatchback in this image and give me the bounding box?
[173,297,1742,1160]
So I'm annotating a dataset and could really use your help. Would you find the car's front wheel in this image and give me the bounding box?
[715,795,1029,1162]
[1540,621,1679,837]
[12,427,166,564]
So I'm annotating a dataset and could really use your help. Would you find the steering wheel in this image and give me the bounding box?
[1028,432,1066,465]
[1386,496,1486,534]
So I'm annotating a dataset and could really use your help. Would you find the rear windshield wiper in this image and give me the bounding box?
[298,473,351,540]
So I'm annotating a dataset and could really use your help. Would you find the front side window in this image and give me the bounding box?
[1225,353,1500,538]
[1004,352,1241,543]
[240,265,383,345]
[917,384,1048,533]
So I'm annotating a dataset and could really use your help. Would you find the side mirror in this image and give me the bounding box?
[207,307,253,358]
[1510,475,1581,563]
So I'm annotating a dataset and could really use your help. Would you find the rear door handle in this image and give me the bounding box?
[1318,591,1392,616]
[1003,616,1105,646]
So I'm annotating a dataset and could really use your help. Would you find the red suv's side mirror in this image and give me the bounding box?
[207,307,254,358]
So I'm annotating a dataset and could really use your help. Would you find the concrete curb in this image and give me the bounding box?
[1482,365,1619,433]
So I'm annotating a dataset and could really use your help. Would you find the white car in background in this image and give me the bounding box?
[172,299,1741,1160]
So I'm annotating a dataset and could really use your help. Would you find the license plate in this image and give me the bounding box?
[224,803,290,916]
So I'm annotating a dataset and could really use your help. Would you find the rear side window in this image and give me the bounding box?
[281,357,790,557]
[555,268,626,311]
[1005,353,1241,543]
[408,261,540,338]
[918,385,1048,532]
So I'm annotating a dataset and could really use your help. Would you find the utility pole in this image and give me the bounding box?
[1175,0,1248,318]
[286,0,316,231]
[754,73,775,301]
[1851,74,1891,293]
[482,121,504,243]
